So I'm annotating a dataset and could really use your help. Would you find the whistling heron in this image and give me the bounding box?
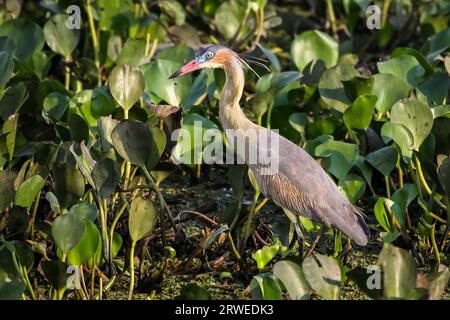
[169,45,369,251]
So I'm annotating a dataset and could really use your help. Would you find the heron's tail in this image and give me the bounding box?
[332,204,370,246]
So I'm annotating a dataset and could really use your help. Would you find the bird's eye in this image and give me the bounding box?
[204,52,214,60]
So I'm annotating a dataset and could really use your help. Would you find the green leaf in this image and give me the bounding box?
[0,19,45,62]
[129,196,158,241]
[69,203,98,222]
[289,112,308,136]
[53,162,85,209]
[342,76,374,102]
[91,158,121,197]
[41,260,68,290]
[437,156,450,195]
[0,82,28,121]
[111,120,151,167]
[371,73,411,112]
[417,72,450,106]
[252,242,281,270]
[315,140,359,180]
[159,0,186,26]
[428,27,450,59]
[116,39,147,66]
[0,52,13,92]
[425,265,450,300]
[0,35,16,56]
[67,220,100,266]
[347,266,383,299]
[390,98,433,151]
[175,284,211,300]
[3,113,19,161]
[391,184,417,212]
[273,260,310,300]
[343,94,376,130]
[52,213,85,254]
[157,45,195,64]
[302,253,341,300]
[172,113,221,165]
[338,173,366,204]
[43,92,69,121]
[374,197,404,231]
[109,64,145,111]
[250,273,282,300]
[146,127,167,170]
[391,47,434,75]
[379,244,422,299]
[14,175,44,208]
[45,191,61,212]
[257,43,281,72]
[366,146,398,176]
[43,14,80,59]
[377,55,425,88]
[318,64,359,112]
[214,0,247,39]
[69,114,89,144]
[91,88,115,118]
[0,276,26,300]
[0,170,16,212]
[141,60,191,106]
[291,30,339,71]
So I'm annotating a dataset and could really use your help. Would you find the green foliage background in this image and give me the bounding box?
[0,0,449,300]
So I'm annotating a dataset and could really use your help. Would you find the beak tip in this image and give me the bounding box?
[168,70,181,80]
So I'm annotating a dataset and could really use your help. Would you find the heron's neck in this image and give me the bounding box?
[219,58,251,130]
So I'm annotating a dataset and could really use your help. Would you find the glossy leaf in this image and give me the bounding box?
[14,175,44,209]
[91,158,121,197]
[377,55,425,88]
[302,253,341,300]
[0,19,45,62]
[109,64,145,111]
[366,146,398,176]
[111,120,151,167]
[52,213,85,254]
[315,140,359,180]
[338,173,366,204]
[371,73,411,112]
[0,170,17,212]
[390,98,433,152]
[67,220,100,266]
[318,64,359,112]
[129,197,158,241]
[69,203,98,222]
[252,242,281,270]
[343,94,376,130]
[379,245,422,299]
[273,260,310,300]
[250,273,282,300]
[141,60,191,106]
[43,14,80,59]
[291,30,339,71]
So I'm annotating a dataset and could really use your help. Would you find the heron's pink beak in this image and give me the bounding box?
[169,60,201,79]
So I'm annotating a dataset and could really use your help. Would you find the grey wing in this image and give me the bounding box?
[250,131,369,246]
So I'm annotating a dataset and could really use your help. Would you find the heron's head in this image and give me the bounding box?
[169,45,238,79]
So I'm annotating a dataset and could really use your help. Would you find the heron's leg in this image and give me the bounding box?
[294,222,305,258]
[305,226,326,257]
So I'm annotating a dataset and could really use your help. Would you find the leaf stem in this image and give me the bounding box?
[128,240,136,300]
[240,191,260,252]
[385,175,391,198]
[326,0,337,36]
